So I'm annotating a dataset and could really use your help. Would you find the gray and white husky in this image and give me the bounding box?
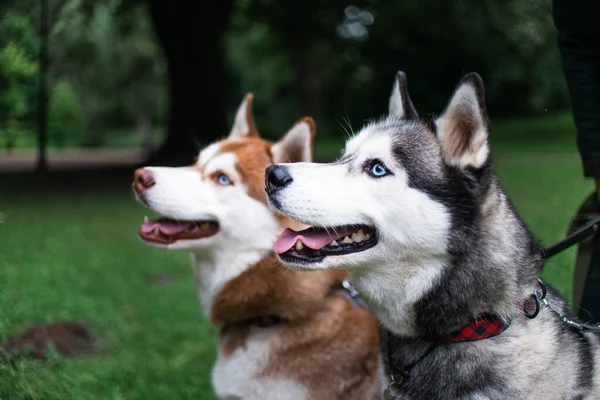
[265,72,600,399]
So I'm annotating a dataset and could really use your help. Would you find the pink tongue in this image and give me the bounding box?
[274,227,356,254]
[141,219,191,235]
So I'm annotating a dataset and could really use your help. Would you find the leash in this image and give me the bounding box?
[543,215,600,259]
[530,278,600,333]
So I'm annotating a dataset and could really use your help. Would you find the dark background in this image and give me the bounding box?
[0,0,566,167]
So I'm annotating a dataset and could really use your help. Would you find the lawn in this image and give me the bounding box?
[0,111,592,399]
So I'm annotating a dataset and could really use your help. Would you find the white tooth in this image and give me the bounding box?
[356,229,366,242]
[365,232,371,240]
[295,240,304,250]
[152,227,159,234]
[351,233,359,242]
[330,240,338,247]
[144,216,149,223]
[342,236,352,244]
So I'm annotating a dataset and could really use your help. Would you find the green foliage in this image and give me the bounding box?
[226,14,295,137]
[0,42,37,151]
[453,0,566,115]
[0,43,37,80]
[0,0,571,146]
[229,0,567,138]
[0,0,167,149]
[48,80,86,147]
[50,0,167,147]
[0,11,38,56]
[0,10,38,151]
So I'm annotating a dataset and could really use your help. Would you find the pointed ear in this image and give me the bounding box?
[435,73,490,169]
[271,117,315,163]
[228,93,258,138]
[389,71,418,119]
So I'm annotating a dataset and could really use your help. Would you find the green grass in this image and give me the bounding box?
[0,191,217,399]
[0,111,593,399]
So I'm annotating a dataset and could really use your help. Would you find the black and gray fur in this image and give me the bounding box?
[267,71,600,399]
[378,72,600,399]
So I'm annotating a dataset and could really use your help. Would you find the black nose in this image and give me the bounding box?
[265,165,293,194]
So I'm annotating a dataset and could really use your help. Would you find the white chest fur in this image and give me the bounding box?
[191,249,268,316]
[211,328,308,400]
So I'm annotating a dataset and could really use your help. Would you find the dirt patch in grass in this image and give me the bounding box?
[2,321,95,361]
[144,272,185,286]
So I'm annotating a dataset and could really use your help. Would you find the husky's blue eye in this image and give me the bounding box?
[217,174,232,186]
[369,163,389,177]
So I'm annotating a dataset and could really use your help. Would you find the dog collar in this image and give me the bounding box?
[384,281,551,399]
[385,314,511,398]
[423,279,550,343]
[341,279,368,308]
[424,313,510,343]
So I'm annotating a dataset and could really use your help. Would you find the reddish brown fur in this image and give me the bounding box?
[205,123,380,398]
[211,255,343,327]
[212,256,379,399]
[219,138,274,203]
[216,134,311,230]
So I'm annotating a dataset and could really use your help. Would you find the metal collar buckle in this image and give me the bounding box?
[524,278,546,319]
[384,379,404,400]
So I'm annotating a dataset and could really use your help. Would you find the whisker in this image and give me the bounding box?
[341,113,355,139]
[336,116,352,140]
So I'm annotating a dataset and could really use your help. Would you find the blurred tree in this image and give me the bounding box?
[230,0,351,137]
[326,0,565,123]
[145,0,234,165]
[226,9,294,137]
[37,0,49,171]
[119,4,167,157]
[0,0,569,155]
[454,0,565,115]
[50,0,167,147]
[229,0,566,138]
[0,43,37,154]
[48,80,85,147]
[0,11,39,56]
[0,10,39,153]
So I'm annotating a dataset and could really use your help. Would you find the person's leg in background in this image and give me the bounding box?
[553,0,600,320]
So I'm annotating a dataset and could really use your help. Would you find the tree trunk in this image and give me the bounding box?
[139,113,154,159]
[146,0,233,166]
[35,0,49,174]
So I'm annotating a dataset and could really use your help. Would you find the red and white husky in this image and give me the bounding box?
[132,95,379,400]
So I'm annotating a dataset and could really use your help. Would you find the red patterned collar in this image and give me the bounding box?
[424,313,510,343]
